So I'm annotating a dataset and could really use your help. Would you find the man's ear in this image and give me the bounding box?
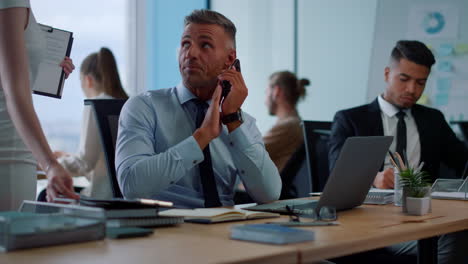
[384,67,390,82]
[225,49,236,68]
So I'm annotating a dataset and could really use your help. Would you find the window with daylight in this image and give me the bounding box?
[31,0,129,153]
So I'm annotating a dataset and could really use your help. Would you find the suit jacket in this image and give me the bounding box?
[329,98,468,182]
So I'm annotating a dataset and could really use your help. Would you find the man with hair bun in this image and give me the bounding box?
[264,71,310,172]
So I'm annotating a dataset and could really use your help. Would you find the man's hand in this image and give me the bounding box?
[193,85,222,150]
[46,161,79,202]
[373,168,395,189]
[218,66,247,115]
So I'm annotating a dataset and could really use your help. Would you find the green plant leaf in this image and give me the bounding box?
[399,168,431,197]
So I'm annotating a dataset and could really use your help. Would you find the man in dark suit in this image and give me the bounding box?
[329,40,468,264]
[329,40,467,188]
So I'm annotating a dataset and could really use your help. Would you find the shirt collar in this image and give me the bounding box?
[176,82,213,106]
[92,92,111,99]
[378,95,410,118]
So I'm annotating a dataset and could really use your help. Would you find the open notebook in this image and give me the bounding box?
[159,208,279,224]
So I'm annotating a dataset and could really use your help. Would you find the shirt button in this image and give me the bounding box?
[193,160,197,164]
[170,181,174,184]
[230,142,234,146]
[241,170,245,174]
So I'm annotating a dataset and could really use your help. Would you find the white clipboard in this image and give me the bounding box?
[32,24,74,99]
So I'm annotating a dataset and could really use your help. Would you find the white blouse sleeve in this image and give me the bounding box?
[58,106,102,179]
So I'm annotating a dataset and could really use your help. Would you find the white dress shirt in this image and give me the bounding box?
[378,95,421,169]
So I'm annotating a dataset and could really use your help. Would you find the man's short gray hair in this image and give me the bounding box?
[184,9,236,49]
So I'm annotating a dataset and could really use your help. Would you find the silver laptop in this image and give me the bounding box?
[245,136,393,213]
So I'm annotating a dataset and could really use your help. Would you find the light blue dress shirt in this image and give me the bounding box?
[115,84,281,208]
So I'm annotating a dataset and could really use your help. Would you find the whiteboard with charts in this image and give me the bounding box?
[367,0,468,124]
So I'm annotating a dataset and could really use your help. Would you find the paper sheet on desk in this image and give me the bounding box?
[369,188,394,193]
[33,24,73,99]
[431,191,467,200]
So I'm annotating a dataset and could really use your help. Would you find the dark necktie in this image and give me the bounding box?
[396,111,407,157]
[193,99,222,208]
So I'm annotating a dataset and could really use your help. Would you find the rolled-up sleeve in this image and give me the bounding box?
[115,96,203,199]
[227,113,282,204]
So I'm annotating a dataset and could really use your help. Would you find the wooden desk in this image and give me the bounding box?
[0,221,298,264]
[288,199,468,262]
[1,199,467,264]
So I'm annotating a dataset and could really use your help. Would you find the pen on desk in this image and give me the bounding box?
[402,151,409,168]
[388,151,400,171]
[395,152,407,170]
[415,161,424,173]
[309,192,322,196]
[138,198,174,207]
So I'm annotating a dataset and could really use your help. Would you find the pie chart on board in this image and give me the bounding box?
[422,11,445,35]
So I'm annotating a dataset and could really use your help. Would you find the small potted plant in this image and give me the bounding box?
[399,167,431,215]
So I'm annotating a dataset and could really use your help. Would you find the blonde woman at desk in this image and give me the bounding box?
[54,47,128,199]
[0,0,78,210]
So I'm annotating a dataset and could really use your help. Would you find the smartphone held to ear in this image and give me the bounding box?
[221,59,241,99]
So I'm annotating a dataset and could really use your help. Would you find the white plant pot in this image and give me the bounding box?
[406,197,431,216]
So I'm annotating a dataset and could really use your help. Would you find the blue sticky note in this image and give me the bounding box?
[436,78,451,93]
[437,61,453,72]
[438,44,454,56]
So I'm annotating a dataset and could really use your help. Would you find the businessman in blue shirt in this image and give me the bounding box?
[115,9,281,208]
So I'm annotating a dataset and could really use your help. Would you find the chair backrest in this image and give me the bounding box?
[446,121,468,178]
[84,99,127,198]
[279,143,310,199]
[461,123,468,144]
[302,121,333,192]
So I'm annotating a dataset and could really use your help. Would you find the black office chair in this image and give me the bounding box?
[85,99,127,198]
[234,143,310,202]
[442,121,468,179]
[302,121,332,192]
[233,143,309,203]
[279,143,309,199]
